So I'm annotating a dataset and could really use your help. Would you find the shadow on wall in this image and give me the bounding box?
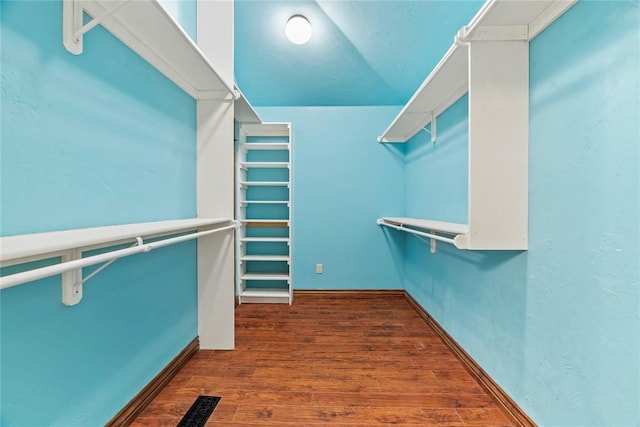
[378,141,406,170]
[432,243,523,271]
[403,237,529,394]
[379,228,407,283]
[404,118,468,166]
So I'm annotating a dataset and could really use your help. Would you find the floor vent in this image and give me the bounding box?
[177,395,221,427]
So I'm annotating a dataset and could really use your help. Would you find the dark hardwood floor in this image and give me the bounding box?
[132,293,514,426]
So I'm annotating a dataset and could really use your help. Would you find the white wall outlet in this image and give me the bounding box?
[316,263,323,274]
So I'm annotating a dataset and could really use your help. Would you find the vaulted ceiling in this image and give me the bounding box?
[235,0,482,106]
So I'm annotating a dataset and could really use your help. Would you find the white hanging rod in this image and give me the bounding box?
[377,219,456,245]
[0,222,238,291]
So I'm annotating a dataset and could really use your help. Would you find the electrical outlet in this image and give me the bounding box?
[316,263,323,274]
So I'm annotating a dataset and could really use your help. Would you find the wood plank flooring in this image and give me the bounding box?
[132,293,514,426]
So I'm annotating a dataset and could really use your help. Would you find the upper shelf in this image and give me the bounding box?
[240,123,291,137]
[378,43,468,143]
[378,0,576,143]
[464,0,577,40]
[63,0,235,101]
[0,218,232,265]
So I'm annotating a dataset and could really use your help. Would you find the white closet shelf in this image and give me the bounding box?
[240,219,289,223]
[1,218,237,305]
[380,217,469,235]
[240,200,289,205]
[241,123,291,137]
[239,237,290,243]
[63,0,236,100]
[239,181,290,188]
[378,43,468,144]
[378,216,527,251]
[240,162,290,169]
[241,255,290,262]
[378,217,470,250]
[241,273,290,281]
[239,288,291,304]
[241,143,290,151]
[378,0,576,143]
[0,218,232,265]
[235,86,262,123]
[464,0,577,40]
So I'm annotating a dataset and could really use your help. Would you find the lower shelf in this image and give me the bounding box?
[241,273,290,281]
[239,288,291,304]
[240,255,290,262]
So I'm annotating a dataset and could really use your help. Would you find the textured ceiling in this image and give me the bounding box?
[234,0,482,106]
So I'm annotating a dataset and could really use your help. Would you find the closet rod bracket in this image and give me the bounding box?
[61,236,144,306]
[62,249,83,306]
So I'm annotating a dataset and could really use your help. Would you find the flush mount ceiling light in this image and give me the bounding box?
[285,15,312,45]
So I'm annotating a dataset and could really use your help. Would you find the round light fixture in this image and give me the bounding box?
[285,15,312,45]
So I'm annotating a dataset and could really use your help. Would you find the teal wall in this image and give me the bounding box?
[256,107,405,290]
[404,2,639,426]
[1,1,198,425]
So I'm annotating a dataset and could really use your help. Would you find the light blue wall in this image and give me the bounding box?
[257,107,405,290]
[405,94,468,224]
[1,1,198,425]
[404,2,639,426]
[158,0,197,41]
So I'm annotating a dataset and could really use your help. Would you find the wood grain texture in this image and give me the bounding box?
[244,221,289,227]
[132,293,518,426]
[107,337,199,427]
[403,292,536,427]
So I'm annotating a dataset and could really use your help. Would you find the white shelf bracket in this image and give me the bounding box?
[61,236,144,306]
[63,0,131,55]
[430,232,437,254]
[62,249,82,306]
[430,113,437,143]
[420,113,437,143]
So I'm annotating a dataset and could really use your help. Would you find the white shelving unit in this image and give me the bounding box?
[56,0,238,347]
[236,123,293,304]
[64,0,263,122]
[377,0,576,251]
